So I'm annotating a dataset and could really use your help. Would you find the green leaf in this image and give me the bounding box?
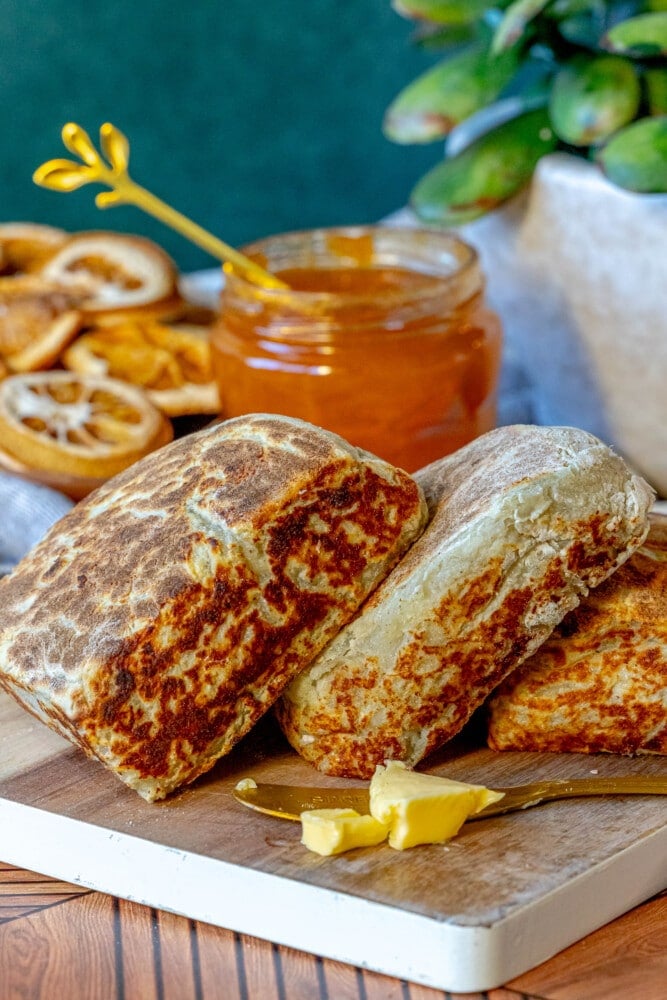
[555,4,608,49]
[492,0,551,54]
[597,115,667,192]
[412,21,480,49]
[384,43,519,143]
[549,55,641,146]
[646,67,667,114]
[410,107,558,224]
[32,158,95,191]
[602,12,667,57]
[548,0,603,14]
[391,0,497,26]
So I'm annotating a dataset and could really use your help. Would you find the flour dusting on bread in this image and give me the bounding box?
[0,414,427,800]
[276,425,654,777]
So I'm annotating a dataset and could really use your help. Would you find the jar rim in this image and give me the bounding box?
[225,225,482,307]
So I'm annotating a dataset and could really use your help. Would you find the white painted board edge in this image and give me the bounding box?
[1,797,665,992]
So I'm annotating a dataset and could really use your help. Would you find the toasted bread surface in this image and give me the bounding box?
[276,425,654,777]
[486,512,667,755]
[0,414,427,800]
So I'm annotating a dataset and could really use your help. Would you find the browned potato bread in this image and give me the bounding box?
[276,425,654,777]
[0,414,428,800]
[486,512,667,755]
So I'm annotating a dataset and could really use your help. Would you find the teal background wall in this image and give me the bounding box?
[0,1,437,272]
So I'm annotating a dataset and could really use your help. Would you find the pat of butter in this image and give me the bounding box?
[235,777,258,792]
[369,761,504,850]
[301,808,390,856]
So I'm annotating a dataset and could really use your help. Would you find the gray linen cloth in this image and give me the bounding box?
[0,472,73,577]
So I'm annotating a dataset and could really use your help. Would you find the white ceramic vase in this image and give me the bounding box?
[391,153,667,496]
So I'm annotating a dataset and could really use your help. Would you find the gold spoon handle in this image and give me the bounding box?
[33,122,288,290]
[477,775,667,818]
[233,775,667,823]
[117,179,285,288]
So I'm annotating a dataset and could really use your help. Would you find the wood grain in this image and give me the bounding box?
[507,888,667,1000]
[0,695,664,920]
[0,864,664,999]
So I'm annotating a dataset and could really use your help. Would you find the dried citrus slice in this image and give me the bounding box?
[62,319,220,416]
[6,312,81,374]
[0,275,82,372]
[38,231,180,317]
[86,293,187,326]
[0,223,68,274]
[0,371,172,480]
[0,441,106,501]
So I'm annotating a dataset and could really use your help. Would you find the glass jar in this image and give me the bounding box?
[210,226,502,472]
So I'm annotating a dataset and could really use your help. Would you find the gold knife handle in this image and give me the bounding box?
[232,783,370,822]
[475,776,667,819]
[234,776,667,823]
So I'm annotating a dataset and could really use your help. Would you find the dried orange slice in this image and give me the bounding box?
[62,319,220,416]
[86,293,187,326]
[0,275,82,372]
[38,231,180,317]
[0,371,172,480]
[0,223,68,274]
[0,441,106,501]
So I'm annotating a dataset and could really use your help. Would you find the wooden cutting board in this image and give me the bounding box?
[0,689,665,993]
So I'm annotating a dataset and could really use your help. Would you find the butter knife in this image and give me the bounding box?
[233,775,667,822]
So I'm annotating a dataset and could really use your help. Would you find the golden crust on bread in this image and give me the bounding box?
[486,511,667,755]
[0,414,427,800]
[275,425,654,778]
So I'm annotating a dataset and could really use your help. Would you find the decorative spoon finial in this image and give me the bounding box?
[34,122,288,290]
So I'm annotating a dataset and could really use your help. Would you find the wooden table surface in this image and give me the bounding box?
[0,863,664,1000]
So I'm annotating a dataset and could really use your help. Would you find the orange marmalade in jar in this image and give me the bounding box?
[210,226,502,472]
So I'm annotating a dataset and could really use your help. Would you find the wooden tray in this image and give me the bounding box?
[0,689,665,993]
